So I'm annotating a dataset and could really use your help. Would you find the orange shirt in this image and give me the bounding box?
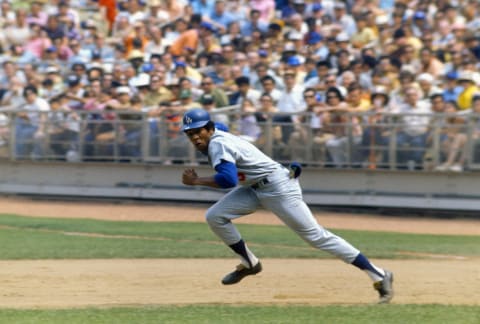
[124,34,149,56]
[169,29,199,57]
[99,0,116,28]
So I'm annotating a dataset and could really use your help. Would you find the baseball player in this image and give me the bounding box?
[180,108,394,303]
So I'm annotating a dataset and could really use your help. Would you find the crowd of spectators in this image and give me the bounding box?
[0,0,480,170]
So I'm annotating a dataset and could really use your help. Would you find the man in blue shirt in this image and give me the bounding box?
[443,71,463,103]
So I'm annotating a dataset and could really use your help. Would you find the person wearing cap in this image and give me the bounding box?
[38,46,62,73]
[130,73,151,103]
[306,32,328,61]
[177,88,202,110]
[457,72,480,110]
[442,71,463,103]
[180,106,394,302]
[285,55,306,84]
[175,60,203,87]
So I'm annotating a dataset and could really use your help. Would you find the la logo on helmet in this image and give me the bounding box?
[184,116,193,124]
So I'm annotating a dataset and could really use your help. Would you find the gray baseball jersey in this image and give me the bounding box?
[205,130,360,263]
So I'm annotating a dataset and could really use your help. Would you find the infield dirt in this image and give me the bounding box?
[0,197,479,308]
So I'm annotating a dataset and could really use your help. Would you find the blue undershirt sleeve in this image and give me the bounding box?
[214,160,238,188]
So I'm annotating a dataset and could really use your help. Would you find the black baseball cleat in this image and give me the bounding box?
[222,262,263,285]
[373,270,394,304]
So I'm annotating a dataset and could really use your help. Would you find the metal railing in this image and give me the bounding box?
[1,108,480,171]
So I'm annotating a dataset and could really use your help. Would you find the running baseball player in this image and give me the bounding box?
[180,108,394,303]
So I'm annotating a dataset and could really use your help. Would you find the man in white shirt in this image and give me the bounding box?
[15,85,50,159]
[393,86,432,169]
[276,70,306,143]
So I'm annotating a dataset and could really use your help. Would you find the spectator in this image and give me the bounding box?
[241,8,268,36]
[235,98,261,143]
[26,1,48,27]
[200,94,229,126]
[288,87,334,164]
[207,0,235,34]
[417,73,442,101]
[259,75,282,104]
[230,75,261,106]
[47,94,80,159]
[392,86,432,168]
[15,85,50,159]
[350,14,375,50]
[323,86,353,167]
[434,95,473,172]
[457,72,480,111]
[191,0,215,17]
[254,93,283,153]
[24,23,52,60]
[419,47,445,78]
[1,76,26,108]
[361,85,391,168]
[5,8,30,47]
[332,1,357,37]
[198,76,229,108]
[443,71,463,103]
[276,70,305,142]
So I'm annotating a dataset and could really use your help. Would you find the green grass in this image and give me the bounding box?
[0,305,478,324]
[0,214,478,259]
[0,213,478,323]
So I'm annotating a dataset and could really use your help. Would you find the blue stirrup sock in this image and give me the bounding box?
[228,239,259,268]
[352,253,386,282]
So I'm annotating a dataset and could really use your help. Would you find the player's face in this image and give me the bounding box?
[184,127,214,153]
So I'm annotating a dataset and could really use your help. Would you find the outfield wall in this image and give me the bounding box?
[1,161,480,212]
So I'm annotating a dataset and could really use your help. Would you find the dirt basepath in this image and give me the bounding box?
[0,259,478,308]
[1,196,479,308]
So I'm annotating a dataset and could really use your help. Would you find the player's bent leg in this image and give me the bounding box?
[205,186,262,283]
[205,186,260,245]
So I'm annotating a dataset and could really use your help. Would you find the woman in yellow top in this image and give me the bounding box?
[457,72,480,110]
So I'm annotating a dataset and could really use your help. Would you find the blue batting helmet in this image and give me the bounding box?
[181,108,211,131]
